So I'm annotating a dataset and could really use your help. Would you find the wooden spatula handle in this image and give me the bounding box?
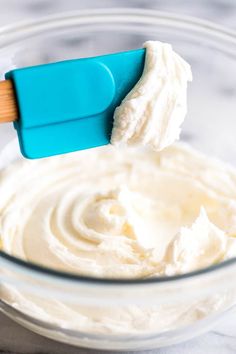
[0,80,18,123]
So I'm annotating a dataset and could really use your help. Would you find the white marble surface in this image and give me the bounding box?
[0,1,236,353]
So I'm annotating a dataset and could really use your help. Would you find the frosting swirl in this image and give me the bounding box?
[1,143,236,279]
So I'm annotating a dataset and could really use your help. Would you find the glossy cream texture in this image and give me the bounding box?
[111,41,192,150]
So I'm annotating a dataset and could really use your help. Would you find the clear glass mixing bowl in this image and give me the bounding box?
[0,8,236,351]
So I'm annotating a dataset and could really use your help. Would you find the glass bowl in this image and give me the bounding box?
[0,8,236,351]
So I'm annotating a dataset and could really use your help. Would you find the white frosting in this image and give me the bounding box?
[111,41,192,150]
[1,40,236,335]
[1,143,236,332]
[165,208,236,275]
[1,143,236,279]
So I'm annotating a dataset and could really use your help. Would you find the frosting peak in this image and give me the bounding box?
[111,41,192,150]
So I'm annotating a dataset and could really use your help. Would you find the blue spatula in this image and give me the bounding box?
[0,49,145,159]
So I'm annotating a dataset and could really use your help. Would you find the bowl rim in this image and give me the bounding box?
[1,7,236,287]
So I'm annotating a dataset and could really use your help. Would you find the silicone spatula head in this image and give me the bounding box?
[5,49,145,159]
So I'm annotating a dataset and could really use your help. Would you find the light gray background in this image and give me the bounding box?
[0,1,236,353]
